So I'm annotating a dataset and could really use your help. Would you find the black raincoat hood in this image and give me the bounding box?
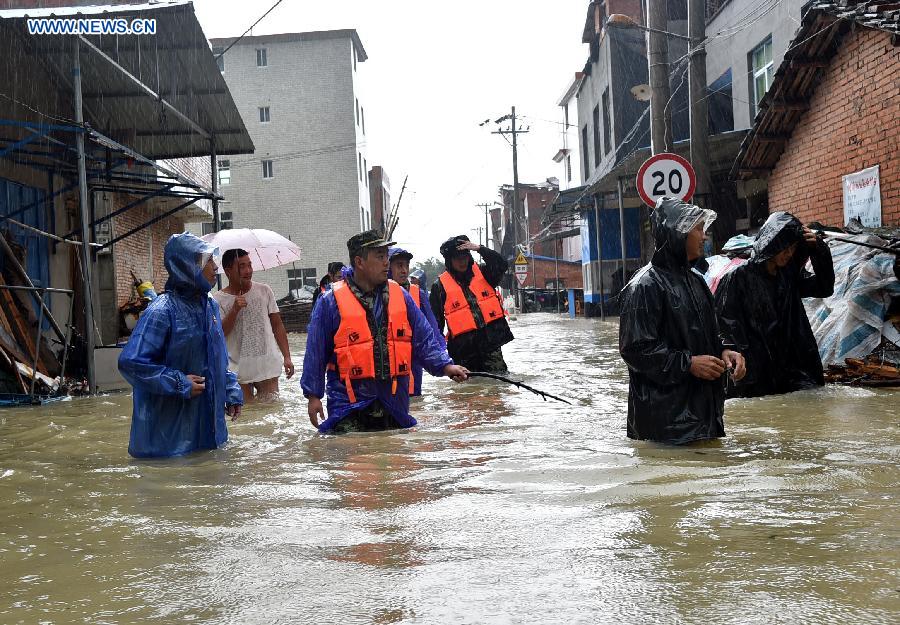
[650,196,716,273]
[440,234,475,275]
[751,212,805,264]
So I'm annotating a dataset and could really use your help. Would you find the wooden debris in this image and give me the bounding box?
[825,354,900,386]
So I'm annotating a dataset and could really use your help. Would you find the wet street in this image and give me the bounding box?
[1,314,898,624]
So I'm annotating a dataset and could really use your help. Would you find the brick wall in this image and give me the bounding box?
[111,195,187,305]
[768,28,900,226]
[526,257,584,290]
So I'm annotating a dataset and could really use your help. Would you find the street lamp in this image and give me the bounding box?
[606,13,691,41]
[606,13,691,42]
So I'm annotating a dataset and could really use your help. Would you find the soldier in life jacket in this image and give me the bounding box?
[429,235,514,373]
[388,246,446,396]
[311,261,346,310]
[300,230,469,434]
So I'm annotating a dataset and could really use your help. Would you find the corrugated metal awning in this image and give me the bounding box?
[0,1,253,160]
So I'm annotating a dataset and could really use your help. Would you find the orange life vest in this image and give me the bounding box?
[409,283,422,309]
[332,280,413,402]
[439,264,505,339]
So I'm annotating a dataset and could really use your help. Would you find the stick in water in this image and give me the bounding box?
[467,371,573,405]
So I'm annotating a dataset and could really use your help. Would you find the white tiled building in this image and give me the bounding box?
[207,30,371,297]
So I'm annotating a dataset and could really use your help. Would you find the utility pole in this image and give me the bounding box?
[491,106,528,310]
[647,0,673,154]
[73,37,96,394]
[476,202,492,249]
[689,0,711,208]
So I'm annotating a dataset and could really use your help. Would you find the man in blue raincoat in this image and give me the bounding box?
[301,230,468,434]
[119,232,243,458]
[388,246,446,396]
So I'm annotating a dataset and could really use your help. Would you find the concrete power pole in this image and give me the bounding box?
[476,202,492,248]
[648,0,673,154]
[689,0,711,208]
[492,107,528,310]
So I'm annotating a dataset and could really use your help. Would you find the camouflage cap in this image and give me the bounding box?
[347,229,396,254]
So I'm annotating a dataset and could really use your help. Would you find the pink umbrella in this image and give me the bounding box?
[200,228,302,270]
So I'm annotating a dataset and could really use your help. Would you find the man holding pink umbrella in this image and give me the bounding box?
[202,229,301,401]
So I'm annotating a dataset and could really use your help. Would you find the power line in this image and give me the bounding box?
[215,0,288,59]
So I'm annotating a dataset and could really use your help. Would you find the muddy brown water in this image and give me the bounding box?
[1,314,898,624]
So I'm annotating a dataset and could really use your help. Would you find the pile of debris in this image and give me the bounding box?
[0,233,77,404]
[825,342,900,387]
[278,299,312,333]
[807,220,900,387]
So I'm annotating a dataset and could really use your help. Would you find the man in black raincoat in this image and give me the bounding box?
[430,235,513,372]
[715,211,834,398]
[619,197,746,445]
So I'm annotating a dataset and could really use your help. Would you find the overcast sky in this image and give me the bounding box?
[192,0,587,262]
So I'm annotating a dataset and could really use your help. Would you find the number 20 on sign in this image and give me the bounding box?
[636,153,696,208]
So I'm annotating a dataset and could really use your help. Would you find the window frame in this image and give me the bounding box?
[602,88,612,155]
[217,159,231,186]
[748,36,774,120]
[256,48,267,67]
[212,46,224,73]
[258,106,270,123]
[581,125,590,179]
[262,159,274,179]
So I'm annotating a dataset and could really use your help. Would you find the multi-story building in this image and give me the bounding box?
[547,0,812,316]
[368,165,391,234]
[208,30,371,297]
[734,1,898,227]
[550,73,586,264]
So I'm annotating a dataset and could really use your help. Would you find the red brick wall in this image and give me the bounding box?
[525,257,584,290]
[768,28,900,227]
[111,195,187,305]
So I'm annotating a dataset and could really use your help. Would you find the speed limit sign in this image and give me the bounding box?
[636,153,696,208]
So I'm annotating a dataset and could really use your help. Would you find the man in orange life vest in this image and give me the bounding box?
[429,235,514,373]
[301,230,469,433]
[311,261,345,310]
[388,246,445,396]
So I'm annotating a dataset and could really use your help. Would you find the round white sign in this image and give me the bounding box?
[636,153,696,208]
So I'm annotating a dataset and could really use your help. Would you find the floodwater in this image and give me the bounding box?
[0,314,898,625]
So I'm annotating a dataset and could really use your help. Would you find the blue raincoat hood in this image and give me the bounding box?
[388,246,414,282]
[164,232,218,295]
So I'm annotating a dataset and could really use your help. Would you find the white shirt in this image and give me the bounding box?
[213,282,283,384]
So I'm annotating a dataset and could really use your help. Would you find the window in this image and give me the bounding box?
[566,155,572,183]
[592,105,601,167]
[709,68,735,135]
[356,98,360,126]
[212,46,224,72]
[287,268,317,292]
[256,48,267,67]
[749,36,773,119]
[361,106,366,135]
[201,211,232,236]
[353,45,357,71]
[581,125,590,178]
[364,158,368,186]
[217,159,230,186]
[258,106,270,123]
[360,206,366,230]
[602,88,612,154]
[358,152,363,181]
[262,160,274,179]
